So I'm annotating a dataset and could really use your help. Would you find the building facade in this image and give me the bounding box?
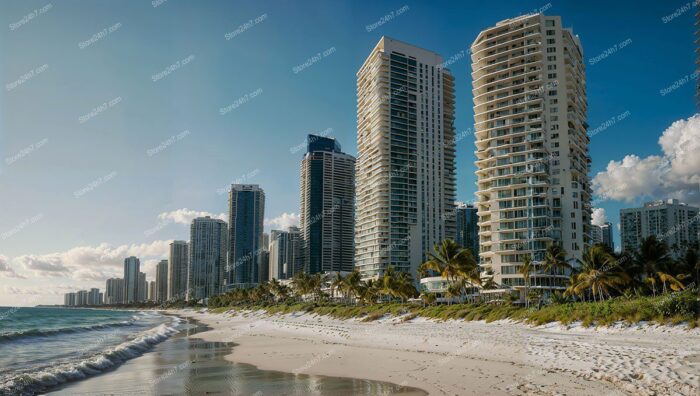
[156,259,168,303]
[601,222,614,251]
[620,199,699,254]
[64,292,76,306]
[454,202,480,256]
[137,272,147,302]
[123,256,140,303]
[300,134,356,274]
[355,36,457,278]
[591,224,603,245]
[105,278,124,304]
[471,14,591,290]
[188,216,228,301]
[269,227,302,280]
[168,240,188,301]
[227,184,265,289]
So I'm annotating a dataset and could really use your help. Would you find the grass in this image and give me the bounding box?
[209,290,700,329]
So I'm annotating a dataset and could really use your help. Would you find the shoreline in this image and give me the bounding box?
[173,308,700,395]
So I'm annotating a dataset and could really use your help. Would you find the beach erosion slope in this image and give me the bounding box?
[175,309,699,395]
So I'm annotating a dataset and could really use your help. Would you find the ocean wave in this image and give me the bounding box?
[0,320,137,342]
[0,320,180,395]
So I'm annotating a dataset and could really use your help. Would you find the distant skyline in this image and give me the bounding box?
[1,0,698,306]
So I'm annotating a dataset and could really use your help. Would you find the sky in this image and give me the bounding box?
[0,0,698,306]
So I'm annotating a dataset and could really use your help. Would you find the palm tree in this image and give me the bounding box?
[573,246,630,302]
[419,239,478,283]
[358,278,380,305]
[344,271,362,304]
[291,271,312,300]
[656,272,686,293]
[330,272,345,301]
[543,243,571,288]
[445,282,463,305]
[634,236,672,293]
[518,254,534,307]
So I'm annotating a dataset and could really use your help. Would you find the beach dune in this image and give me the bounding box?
[176,309,700,395]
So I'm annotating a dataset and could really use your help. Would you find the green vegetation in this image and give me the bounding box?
[207,236,700,328]
[214,290,699,328]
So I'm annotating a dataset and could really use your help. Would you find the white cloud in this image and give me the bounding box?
[0,255,25,278]
[10,240,170,281]
[157,208,226,225]
[264,212,300,230]
[591,208,608,227]
[593,114,700,205]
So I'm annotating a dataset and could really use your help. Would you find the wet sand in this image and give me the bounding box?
[48,316,426,395]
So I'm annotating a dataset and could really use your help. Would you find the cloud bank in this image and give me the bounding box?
[592,114,700,205]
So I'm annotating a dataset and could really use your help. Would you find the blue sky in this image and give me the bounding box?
[0,0,697,305]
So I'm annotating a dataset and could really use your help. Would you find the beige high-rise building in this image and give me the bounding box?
[355,37,456,278]
[471,14,591,292]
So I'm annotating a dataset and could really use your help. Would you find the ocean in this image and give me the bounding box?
[0,307,179,395]
[1,307,425,395]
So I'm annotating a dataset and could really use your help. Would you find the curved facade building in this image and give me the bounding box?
[471,14,591,291]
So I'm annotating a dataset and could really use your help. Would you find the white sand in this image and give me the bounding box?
[174,309,700,395]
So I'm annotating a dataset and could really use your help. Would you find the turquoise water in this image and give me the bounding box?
[0,307,178,395]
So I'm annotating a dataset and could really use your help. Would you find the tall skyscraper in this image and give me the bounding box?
[148,281,156,302]
[471,14,591,290]
[88,288,101,305]
[620,199,699,254]
[356,37,457,278]
[105,278,124,304]
[454,202,479,256]
[64,292,76,306]
[188,216,228,300]
[258,250,270,283]
[601,222,614,251]
[138,272,147,302]
[156,259,168,303]
[227,184,265,289]
[269,227,302,280]
[123,256,140,303]
[300,134,356,274]
[168,240,188,301]
[591,225,603,245]
[262,232,270,250]
[76,290,88,306]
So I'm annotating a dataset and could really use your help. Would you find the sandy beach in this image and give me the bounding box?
[175,309,700,395]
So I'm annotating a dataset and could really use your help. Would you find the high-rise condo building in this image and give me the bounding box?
[356,37,457,278]
[227,184,265,289]
[188,216,228,301]
[269,227,302,280]
[454,202,480,257]
[258,250,270,283]
[300,134,356,274]
[601,222,614,251]
[620,199,699,255]
[168,240,188,301]
[105,278,124,304]
[123,256,140,303]
[88,288,101,305]
[156,259,168,303]
[64,292,76,306]
[137,272,147,302]
[148,281,156,302]
[591,224,603,245]
[471,14,591,291]
[76,290,88,306]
